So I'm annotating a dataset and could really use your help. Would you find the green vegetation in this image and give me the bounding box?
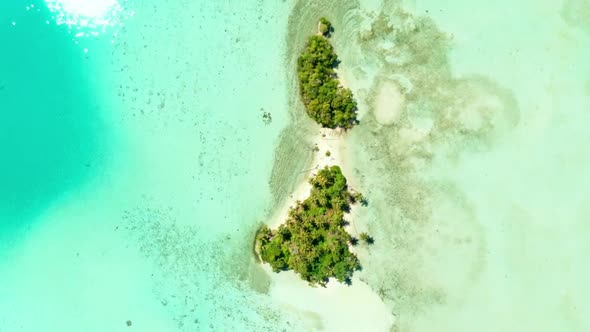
[297,21,358,129]
[262,111,272,125]
[318,17,332,36]
[359,232,374,245]
[351,191,367,206]
[325,150,331,157]
[256,166,361,286]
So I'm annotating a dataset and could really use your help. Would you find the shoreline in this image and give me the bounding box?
[262,127,395,331]
[268,127,346,229]
[258,18,394,330]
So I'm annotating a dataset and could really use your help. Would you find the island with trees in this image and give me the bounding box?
[256,166,363,286]
[297,18,358,129]
[256,19,370,287]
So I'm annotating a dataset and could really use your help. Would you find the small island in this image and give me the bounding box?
[256,19,370,287]
[256,166,362,286]
[297,18,358,129]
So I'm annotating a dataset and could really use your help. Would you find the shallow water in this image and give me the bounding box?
[2,0,590,331]
[322,0,590,331]
[1,1,298,331]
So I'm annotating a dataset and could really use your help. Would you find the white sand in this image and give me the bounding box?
[374,80,404,125]
[269,128,344,228]
[264,128,395,331]
[265,265,395,332]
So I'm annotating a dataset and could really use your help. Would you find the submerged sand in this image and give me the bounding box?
[373,79,405,125]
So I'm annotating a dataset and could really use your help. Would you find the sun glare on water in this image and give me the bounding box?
[44,0,133,37]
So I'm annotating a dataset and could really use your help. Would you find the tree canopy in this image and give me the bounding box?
[318,17,332,36]
[256,166,361,286]
[297,21,358,129]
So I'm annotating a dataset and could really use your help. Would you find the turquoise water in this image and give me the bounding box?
[2,0,590,331]
[0,1,105,237]
[1,1,298,331]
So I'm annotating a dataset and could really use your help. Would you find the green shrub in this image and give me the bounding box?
[257,166,362,286]
[359,232,374,245]
[297,30,358,129]
[319,17,332,36]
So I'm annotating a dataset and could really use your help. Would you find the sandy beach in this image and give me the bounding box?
[263,127,395,331]
[268,128,345,228]
[263,264,395,332]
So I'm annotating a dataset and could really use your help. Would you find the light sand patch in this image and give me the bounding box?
[450,77,519,136]
[265,266,395,332]
[562,0,590,33]
[457,93,500,132]
[268,128,347,228]
[373,80,405,125]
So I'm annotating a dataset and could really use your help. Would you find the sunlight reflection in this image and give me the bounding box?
[44,0,133,37]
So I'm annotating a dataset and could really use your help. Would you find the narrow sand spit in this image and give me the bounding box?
[268,128,344,229]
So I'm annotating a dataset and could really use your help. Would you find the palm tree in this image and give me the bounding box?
[359,196,368,207]
[359,232,374,245]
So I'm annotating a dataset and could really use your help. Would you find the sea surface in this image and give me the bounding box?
[0,0,295,331]
[1,0,590,331]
